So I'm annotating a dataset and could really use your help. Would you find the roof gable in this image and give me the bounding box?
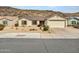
[0,16,18,20]
[48,15,66,21]
[68,17,79,21]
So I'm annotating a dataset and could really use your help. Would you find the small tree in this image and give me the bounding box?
[0,24,5,31]
[43,25,49,31]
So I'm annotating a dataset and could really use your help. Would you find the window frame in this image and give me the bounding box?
[32,20,37,25]
[71,21,76,25]
[3,20,8,26]
[22,20,27,25]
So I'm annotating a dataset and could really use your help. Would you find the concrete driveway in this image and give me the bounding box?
[51,27,79,39]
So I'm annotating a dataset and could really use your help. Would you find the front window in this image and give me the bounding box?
[77,22,79,25]
[32,20,37,25]
[22,20,27,25]
[72,21,76,25]
[3,21,8,26]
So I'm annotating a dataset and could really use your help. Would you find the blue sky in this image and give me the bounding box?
[12,6,79,13]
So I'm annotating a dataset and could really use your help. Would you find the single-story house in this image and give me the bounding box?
[0,15,67,29]
[67,17,79,26]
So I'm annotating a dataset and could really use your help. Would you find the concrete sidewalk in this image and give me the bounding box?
[0,32,79,39]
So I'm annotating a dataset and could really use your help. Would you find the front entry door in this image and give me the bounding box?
[40,21,45,26]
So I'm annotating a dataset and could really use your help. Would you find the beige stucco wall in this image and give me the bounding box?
[48,16,66,21]
[37,21,40,25]
[65,20,68,26]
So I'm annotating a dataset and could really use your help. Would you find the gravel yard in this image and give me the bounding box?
[0,27,79,39]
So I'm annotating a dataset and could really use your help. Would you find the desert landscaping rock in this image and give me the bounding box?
[0,27,79,39]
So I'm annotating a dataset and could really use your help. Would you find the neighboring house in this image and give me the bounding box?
[67,17,79,26]
[0,16,18,27]
[0,15,67,29]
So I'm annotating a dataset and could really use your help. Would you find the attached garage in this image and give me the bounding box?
[47,16,67,28]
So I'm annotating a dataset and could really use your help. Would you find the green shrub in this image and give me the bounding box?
[43,25,49,31]
[15,23,18,27]
[73,24,79,28]
[37,24,41,27]
[0,24,5,31]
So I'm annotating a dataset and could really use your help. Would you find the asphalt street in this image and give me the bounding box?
[0,38,79,53]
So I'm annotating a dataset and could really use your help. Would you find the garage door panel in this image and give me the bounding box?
[48,21,65,28]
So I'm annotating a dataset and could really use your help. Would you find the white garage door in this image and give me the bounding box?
[48,21,65,28]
